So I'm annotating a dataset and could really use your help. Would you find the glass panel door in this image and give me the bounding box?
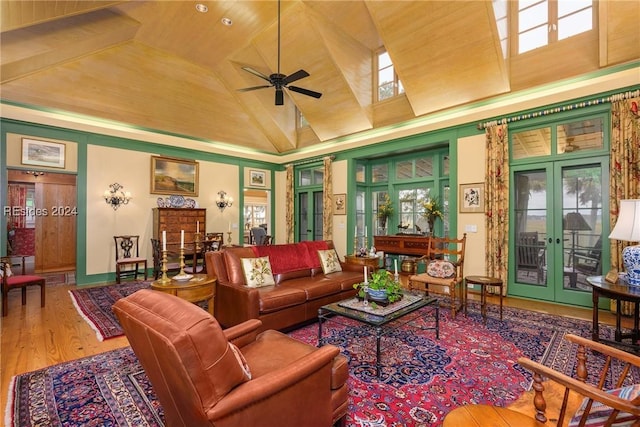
[297,190,323,241]
[510,159,605,306]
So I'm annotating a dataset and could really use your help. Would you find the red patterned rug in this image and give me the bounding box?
[69,281,151,341]
[6,302,638,426]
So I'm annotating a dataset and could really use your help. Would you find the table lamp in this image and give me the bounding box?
[609,199,640,285]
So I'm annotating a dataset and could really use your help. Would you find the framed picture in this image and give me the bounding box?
[21,138,65,168]
[459,183,484,213]
[249,170,266,187]
[334,193,346,215]
[150,156,199,196]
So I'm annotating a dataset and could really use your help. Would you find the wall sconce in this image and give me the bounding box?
[104,183,132,210]
[216,190,233,212]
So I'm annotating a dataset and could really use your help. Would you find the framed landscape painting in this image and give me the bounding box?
[21,138,65,168]
[150,156,199,196]
[249,170,266,187]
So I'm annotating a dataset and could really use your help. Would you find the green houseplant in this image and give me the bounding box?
[353,269,403,304]
[377,194,394,230]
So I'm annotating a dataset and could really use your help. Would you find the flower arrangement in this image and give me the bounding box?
[377,194,394,228]
[422,196,444,232]
[353,269,403,304]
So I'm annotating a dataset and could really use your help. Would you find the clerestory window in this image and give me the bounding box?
[376,49,404,102]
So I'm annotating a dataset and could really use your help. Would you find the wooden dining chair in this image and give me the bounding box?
[114,235,147,283]
[1,256,46,316]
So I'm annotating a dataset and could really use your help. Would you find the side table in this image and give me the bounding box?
[151,273,216,315]
[344,255,380,271]
[443,404,544,426]
[465,275,503,323]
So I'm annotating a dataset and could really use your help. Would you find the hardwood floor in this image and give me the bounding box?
[0,282,633,423]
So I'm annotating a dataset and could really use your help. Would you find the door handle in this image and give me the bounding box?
[548,238,553,244]
[556,238,561,244]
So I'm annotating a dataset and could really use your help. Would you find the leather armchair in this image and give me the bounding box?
[113,289,348,427]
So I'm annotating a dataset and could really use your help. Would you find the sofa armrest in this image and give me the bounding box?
[215,281,261,328]
[223,319,262,348]
[339,262,365,273]
[208,345,340,425]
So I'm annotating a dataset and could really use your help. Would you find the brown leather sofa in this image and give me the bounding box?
[113,289,349,427]
[206,240,363,332]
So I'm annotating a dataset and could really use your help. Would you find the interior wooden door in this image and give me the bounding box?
[35,174,77,272]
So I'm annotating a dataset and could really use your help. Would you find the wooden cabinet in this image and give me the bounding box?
[152,208,206,244]
[373,235,431,257]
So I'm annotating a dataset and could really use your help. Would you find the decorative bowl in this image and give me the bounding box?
[367,289,388,299]
[172,274,193,282]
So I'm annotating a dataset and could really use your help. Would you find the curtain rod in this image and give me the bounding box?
[287,155,335,167]
[477,89,640,130]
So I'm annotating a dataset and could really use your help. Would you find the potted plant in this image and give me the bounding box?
[422,196,444,234]
[353,269,403,304]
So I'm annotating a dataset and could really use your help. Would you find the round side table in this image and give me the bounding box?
[443,404,544,426]
[151,273,216,315]
[465,275,503,323]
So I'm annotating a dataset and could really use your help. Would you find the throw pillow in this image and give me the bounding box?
[426,260,456,278]
[241,256,275,287]
[317,249,342,274]
[568,383,640,426]
[0,263,12,278]
[228,342,252,381]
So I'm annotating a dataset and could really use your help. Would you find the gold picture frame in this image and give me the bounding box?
[150,156,199,196]
[334,193,346,215]
[459,183,484,213]
[21,138,66,169]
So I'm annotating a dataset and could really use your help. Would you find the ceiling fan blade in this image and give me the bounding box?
[237,85,271,92]
[241,67,271,82]
[288,85,322,99]
[283,69,309,85]
[275,88,284,105]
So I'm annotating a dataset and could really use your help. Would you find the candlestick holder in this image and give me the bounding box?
[226,231,232,246]
[194,232,201,251]
[178,246,186,276]
[353,235,359,256]
[158,249,171,284]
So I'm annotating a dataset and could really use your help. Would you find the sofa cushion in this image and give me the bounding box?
[274,268,312,285]
[318,249,343,274]
[281,276,343,300]
[252,243,312,274]
[241,257,275,287]
[258,286,308,314]
[568,383,640,426]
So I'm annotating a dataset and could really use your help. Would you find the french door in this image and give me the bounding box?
[297,190,323,241]
[509,158,607,306]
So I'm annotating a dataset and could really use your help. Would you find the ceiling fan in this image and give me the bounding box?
[237,0,322,106]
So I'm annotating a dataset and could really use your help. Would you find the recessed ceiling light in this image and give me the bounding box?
[221,17,233,26]
[195,4,208,13]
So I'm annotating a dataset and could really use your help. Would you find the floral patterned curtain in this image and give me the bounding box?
[322,156,333,241]
[285,164,295,243]
[609,95,639,314]
[8,184,27,228]
[485,123,509,295]
[609,96,640,269]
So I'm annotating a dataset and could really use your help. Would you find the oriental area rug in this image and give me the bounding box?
[69,281,151,341]
[6,303,639,427]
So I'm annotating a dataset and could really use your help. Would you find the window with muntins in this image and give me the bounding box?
[376,50,404,102]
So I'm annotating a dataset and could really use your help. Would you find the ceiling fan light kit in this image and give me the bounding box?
[238,0,321,106]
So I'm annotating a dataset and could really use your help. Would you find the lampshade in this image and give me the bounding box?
[609,199,640,285]
[564,212,592,231]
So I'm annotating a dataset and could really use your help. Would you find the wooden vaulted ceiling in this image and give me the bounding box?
[0,1,634,156]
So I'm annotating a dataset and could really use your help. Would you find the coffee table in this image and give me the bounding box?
[318,290,439,378]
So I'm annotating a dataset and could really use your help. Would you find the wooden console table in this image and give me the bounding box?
[373,234,431,257]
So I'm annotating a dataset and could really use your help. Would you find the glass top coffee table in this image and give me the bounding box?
[318,290,439,378]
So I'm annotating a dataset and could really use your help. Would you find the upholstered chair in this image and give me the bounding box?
[1,256,46,317]
[113,289,349,427]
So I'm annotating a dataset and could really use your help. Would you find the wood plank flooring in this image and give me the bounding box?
[0,282,633,424]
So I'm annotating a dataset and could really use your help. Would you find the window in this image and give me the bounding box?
[376,50,404,101]
[297,108,309,128]
[517,0,593,54]
[244,204,266,229]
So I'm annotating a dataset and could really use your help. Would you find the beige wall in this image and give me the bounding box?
[331,160,348,257]
[86,145,239,275]
[457,134,487,277]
